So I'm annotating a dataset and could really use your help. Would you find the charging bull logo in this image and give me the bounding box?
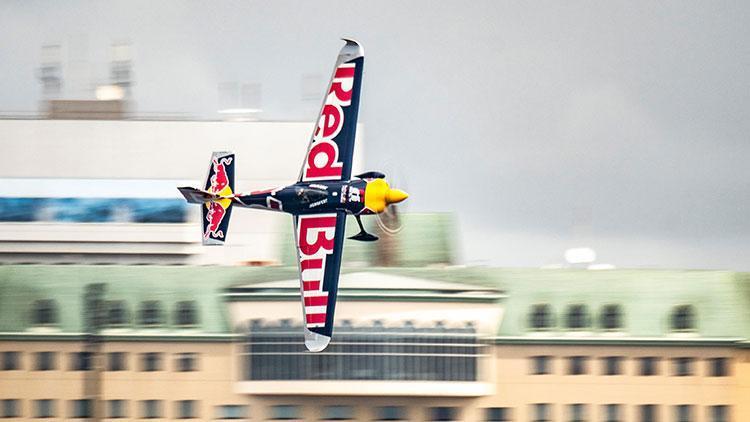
[297,213,337,327]
[303,63,356,181]
[209,156,233,194]
[204,155,233,240]
[204,202,227,239]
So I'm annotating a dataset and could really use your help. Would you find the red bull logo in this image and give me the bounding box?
[303,63,356,181]
[204,155,233,240]
[297,213,338,327]
[209,156,233,194]
[204,201,227,239]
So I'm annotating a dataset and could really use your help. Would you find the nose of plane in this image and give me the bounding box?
[386,188,409,205]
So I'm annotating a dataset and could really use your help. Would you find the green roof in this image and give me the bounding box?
[489,268,750,341]
[0,265,283,339]
[0,265,748,345]
[279,213,457,267]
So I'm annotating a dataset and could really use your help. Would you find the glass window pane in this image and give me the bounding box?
[271,404,300,420]
[35,399,55,418]
[377,406,406,421]
[429,406,457,421]
[324,405,353,420]
[485,407,510,421]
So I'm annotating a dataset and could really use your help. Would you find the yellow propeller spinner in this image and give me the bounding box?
[364,178,409,213]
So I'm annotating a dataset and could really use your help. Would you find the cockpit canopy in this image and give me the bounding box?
[295,187,328,204]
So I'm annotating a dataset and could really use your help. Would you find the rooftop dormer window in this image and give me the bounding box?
[529,304,553,330]
[600,304,623,331]
[566,304,589,330]
[139,301,163,327]
[670,305,696,331]
[175,301,198,327]
[106,300,129,327]
[33,299,58,326]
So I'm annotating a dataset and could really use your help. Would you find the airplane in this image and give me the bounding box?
[178,39,408,352]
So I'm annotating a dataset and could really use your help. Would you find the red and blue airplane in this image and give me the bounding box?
[178,39,408,352]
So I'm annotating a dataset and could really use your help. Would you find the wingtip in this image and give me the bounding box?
[304,329,331,352]
[339,38,364,59]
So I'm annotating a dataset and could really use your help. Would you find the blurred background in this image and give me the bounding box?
[0,1,748,421]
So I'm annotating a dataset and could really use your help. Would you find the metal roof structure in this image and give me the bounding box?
[0,265,748,347]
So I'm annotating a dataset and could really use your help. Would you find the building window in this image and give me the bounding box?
[246,322,482,382]
[140,400,162,419]
[708,357,728,377]
[176,353,197,372]
[2,351,20,370]
[176,400,197,419]
[673,357,694,376]
[640,405,657,422]
[139,301,163,326]
[568,356,588,375]
[215,405,248,420]
[1,399,20,418]
[175,301,198,326]
[531,356,552,375]
[108,400,127,419]
[141,353,162,372]
[670,305,695,331]
[603,404,621,422]
[568,404,586,422]
[376,406,406,421]
[709,405,728,422]
[675,405,692,422]
[529,304,554,330]
[270,405,300,420]
[35,351,56,371]
[639,357,658,376]
[600,304,623,330]
[566,304,589,330]
[532,404,551,422]
[35,399,55,418]
[33,299,58,325]
[106,301,129,326]
[71,351,93,371]
[108,352,127,371]
[428,407,457,421]
[485,407,510,421]
[324,405,353,420]
[602,356,623,375]
[71,399,92,418]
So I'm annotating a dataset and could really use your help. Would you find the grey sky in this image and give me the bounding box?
[1,1,749,269]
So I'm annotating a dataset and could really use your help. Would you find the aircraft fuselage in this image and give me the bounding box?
[234,179,371,216]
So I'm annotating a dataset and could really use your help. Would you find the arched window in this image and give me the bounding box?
[139,301,163,327]
[175,301,198,327]
[529,304,553,330]
[600,304,623,330]
[671,305,696,331]
[566,304,589,330]
[33,299,58,325]
[106,301,129,326]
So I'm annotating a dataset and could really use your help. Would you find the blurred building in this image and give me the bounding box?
[0,118,363,265]
[0,261,747,421]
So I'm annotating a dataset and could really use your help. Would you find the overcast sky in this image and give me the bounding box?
[1,1,749,269]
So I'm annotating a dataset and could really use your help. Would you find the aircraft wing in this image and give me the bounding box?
[298,39,364,183]
[293,211,347,351]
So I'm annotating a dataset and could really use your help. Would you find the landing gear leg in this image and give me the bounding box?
[348,214,379,242]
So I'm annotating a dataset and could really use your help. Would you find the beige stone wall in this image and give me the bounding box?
[1,340,745,421]
[0,340,247,420]
[481,344,739,422]
[737,348,750,422]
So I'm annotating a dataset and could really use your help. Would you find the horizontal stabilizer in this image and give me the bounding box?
[177,186,216,204]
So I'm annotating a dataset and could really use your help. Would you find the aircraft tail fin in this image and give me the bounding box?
[178,152,236,245]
